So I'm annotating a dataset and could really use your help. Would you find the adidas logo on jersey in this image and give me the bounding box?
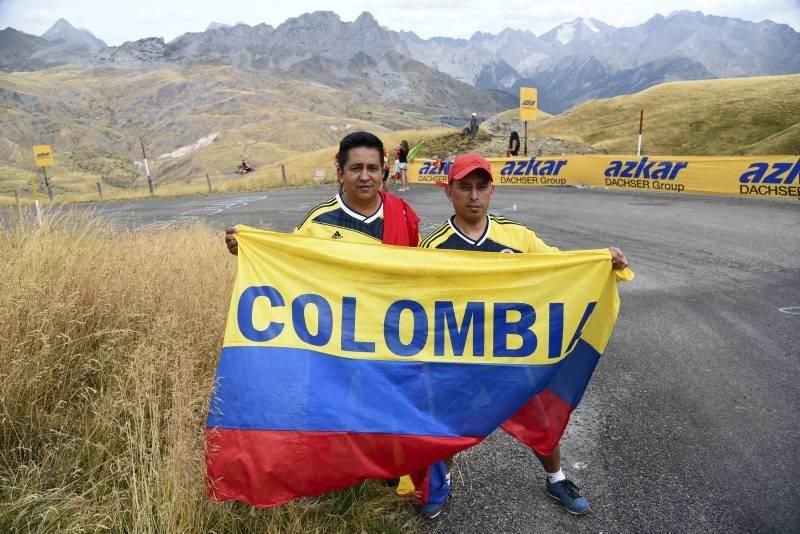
[331,231,343,240]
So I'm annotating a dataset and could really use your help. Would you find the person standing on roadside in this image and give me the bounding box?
[382,147,391,191]
[225,131,419,253]
[224,131,429,506]
[414,153,629,519]
[397,140,410,192]
[506,131,520,157]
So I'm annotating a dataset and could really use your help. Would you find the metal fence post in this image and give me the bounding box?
[206,174,213,193]
[281,164,287,184]
[42,167,53,202]
[96,182,103,201]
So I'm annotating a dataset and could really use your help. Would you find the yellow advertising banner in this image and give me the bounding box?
[32,145,54,167]
[519,87,538,121]
[409,155,800,199]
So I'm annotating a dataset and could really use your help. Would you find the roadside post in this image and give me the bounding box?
[519,87,538,157]
[141,140,154,195]
[32,144,54,202]
[206,173,213,193]
[637,109,644,156]
[30,176,42,226]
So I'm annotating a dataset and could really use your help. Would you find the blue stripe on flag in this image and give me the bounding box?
[546,339,601,407]
[208,343,600,437]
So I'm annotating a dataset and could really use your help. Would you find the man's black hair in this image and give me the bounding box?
[337,131,384,169]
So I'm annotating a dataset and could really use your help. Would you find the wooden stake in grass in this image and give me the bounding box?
[141,140,154,195]
[637,109,644,156]
[30,175,42,225]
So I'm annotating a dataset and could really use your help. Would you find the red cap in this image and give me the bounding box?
[448,153,493,183]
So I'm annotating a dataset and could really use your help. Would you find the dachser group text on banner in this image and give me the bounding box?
[410,155,800,198]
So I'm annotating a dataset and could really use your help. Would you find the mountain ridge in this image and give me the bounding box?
[1,10,798,113]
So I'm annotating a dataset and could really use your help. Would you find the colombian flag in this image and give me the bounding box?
[206,227,632,507]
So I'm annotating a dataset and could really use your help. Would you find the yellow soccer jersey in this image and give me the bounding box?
[420,214,559,253]
[295,194,384,244]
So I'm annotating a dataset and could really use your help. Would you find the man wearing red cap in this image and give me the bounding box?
[417,152,628,518]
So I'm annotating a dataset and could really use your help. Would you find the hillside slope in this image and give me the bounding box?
[0,64,444,197]
[529,74,800,155]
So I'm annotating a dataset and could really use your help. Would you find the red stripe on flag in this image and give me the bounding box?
[500,388,574,456]
[206,428,479,507]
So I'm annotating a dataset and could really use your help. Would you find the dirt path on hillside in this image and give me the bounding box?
[417,113,598,161]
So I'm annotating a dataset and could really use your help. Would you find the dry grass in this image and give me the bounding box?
[0,172,317,207]
[0,213,417,533]
[0,127,457,206]
[529,74,800,155]
[0,64,440,199]
[491,108,554,124]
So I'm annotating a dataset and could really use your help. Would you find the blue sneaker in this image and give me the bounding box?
[546,478,591,515]
[419,500,444,519]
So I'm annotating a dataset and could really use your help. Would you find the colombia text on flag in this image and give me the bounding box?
[206,226,633,507]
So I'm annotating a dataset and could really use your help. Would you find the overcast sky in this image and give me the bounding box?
[1,0,798,45]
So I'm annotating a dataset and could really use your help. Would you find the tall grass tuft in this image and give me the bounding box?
[0,213,417,533]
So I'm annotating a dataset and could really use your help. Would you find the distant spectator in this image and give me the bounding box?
[463,113,479,138]
[506,131,521,157]
[382,148,391,191]
[398,140,410,192]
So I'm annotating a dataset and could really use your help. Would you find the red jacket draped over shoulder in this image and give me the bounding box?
[380,191,420,247]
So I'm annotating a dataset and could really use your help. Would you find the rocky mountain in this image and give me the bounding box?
[399,31,506,88]
[518,55,713,112]
[42,18,107,49]
[475,59,519,91]
[539,17,614,45]
[570,12,800,76]
[402,11,799,81]
[1,19,106,72]
[96,37,169,65]
[87,11,515,119]
[139,11,412,71]
[472,29,552,75]
[0,28,53,71]
[2,10,799,113]
[399,11,799,112]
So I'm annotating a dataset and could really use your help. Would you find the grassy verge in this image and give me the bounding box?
[0,214,418,532]
[1,128,459,207]
[529,74,800,155]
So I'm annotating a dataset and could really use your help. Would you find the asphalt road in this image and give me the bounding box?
[26,186,800,532]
